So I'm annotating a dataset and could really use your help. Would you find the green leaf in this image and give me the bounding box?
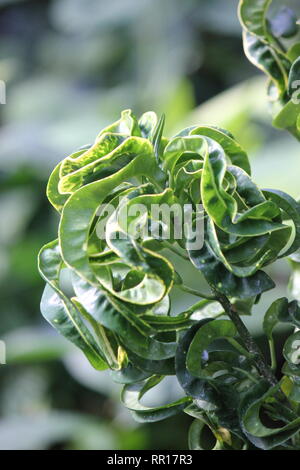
[288,56,300,97]
[201,139,284,236]
[47,146,91,212]
[126,352,175,376]
[239,381,300,449]
[190,126,251,175]
[175,321,220,405]
[59,136,154,194]
[121,376,191,422]
[40,285,108,371]
[152,113,166,161]
[38,240,109,370]
[263,189,300,257]
[59,152,162,286]
[96,109,141,138]
[60,134,125,180]
[138,111,158,140]
[72,272,177,360]
[188,237,275,299]
[273,100,300,138]
[206,218,273,278]
[163,135,205,186]
[238,0,272,39]
[281,376,300,404]
[187,415,244,450]
[188,418,218,450]
[110,362,151,385]
[289,260,300,301]
[46,162,69,213]
[186,320,237,378]
[242,31,290,97]
[139,312,194,332]
[93,262,167,306]
[283,331,300,366]
[263,297,289,339]
[287,43,300,62]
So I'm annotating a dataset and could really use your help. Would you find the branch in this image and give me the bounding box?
[215,292,277,386]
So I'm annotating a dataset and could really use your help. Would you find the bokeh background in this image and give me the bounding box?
[0,0,300,450]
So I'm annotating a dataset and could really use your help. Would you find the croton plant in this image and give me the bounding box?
[38,0,300,450]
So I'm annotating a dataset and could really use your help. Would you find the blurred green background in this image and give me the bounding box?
[0,0,300,450]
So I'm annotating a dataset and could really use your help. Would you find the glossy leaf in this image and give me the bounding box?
[238,0,271,39]
[72,272,177,360]
[288,57,300,97]
[190,126,251,175]
[239,381,300,449]
[186,320,237,378]
[283,331,300,366]
[188,419,219,450]
[38,241,110,370]
[242,32,290,96]
[59,153,162,286]
[273,100,300,138]
[263,297,289,339]
[175,321,220,405]
[121,376,191,422]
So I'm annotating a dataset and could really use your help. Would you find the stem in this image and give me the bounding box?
[184,299,225,320]
[268,338,277,372]
[215,292,277,386]
[232,367,259,384]
[227,337,253,359]
[179,284,217,301]
[272,35,287,53]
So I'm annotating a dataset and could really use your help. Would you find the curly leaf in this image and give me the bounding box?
[38,240,111,370]
[188,238,275,299]
[175,321,221,406]
[239,380,300,449]
[288,57,300,98]
[283,331,300,366]
[191,126,251,175]
[242,32,290,97]
[121,376,191,422]
[59,152,162,286]
[273,100,300,138]
[188,418,220,450]
[72,272,177,360]
[96,109,141,138]
[263,297,289,339]
[239,0,272,39]
[263,189,300,257]
[186,320,237,378]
